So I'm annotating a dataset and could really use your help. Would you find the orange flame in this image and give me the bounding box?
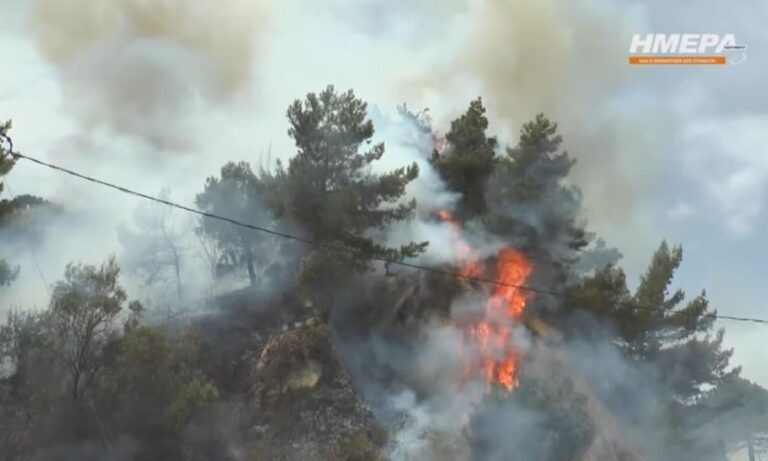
[437,211,533,391]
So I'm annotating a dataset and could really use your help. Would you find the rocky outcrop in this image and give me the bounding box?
[247,315,386,460]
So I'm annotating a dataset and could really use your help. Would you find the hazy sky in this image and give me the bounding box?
[1,0,766,406]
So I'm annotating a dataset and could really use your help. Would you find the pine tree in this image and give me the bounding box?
[568,241,737,398]
[432,98,498,220]
[275,85,427,288]
[484,114,588,265]
[695,376,768,455]
[565,241,739,460]
[628,242,736,398]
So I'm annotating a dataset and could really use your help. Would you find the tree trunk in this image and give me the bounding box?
[71,369,81,401]
[245,247,256,286]
[173,252,182,300]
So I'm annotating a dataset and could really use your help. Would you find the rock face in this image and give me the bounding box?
[247,315,386,460]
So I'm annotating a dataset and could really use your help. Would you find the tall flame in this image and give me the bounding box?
[438,211,533,391]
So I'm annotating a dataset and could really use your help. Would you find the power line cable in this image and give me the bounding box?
[4,146,768,325]
[0,150,577,296]
[3,145,113,454]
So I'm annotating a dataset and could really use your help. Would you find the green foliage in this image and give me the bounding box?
[508,114,570,175]
[0,259,139,455]
[628,242,736,399]
[121,326,174,368]
[563,265,630,324]
[568,242,736,400]
[565,237,739,458]
[88,325,212,453]
[196,162,277,286]
[432,98,498,219]
[99,326,210,436]
[0,194,59,225]
[484,114,587,266]
[0,310,48,384]
[49,256,130,400]
[165,378,219,432]
[113,327,202,386]
[274,85,427,286]
[1,91,763,461]
[0,309,58,457]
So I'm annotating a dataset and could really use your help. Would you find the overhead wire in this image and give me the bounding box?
[3,141,768,326]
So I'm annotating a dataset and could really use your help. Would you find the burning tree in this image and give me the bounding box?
[2,90,763,461]
[437,210,534,391]
[426,112,593,392]
[406,108,742,460]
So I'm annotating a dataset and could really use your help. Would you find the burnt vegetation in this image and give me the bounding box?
[1,88,766,461]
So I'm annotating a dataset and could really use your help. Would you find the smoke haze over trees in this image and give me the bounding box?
[1,82,766,460]
[2,2,767,459]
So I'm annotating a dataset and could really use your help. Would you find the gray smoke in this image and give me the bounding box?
[28,0,269,147]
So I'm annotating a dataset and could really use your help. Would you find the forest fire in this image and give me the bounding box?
[438,211,533,391]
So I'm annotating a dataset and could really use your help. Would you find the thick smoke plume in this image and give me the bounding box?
[396,0,667,272]
[28,0,268,147]
[19,0,671,264]
[445,0,653,216]
[2,1,762,460]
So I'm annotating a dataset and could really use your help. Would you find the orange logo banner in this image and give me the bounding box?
[629,56,726,65]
